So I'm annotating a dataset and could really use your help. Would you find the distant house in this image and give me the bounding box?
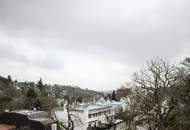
[0,110,57,130]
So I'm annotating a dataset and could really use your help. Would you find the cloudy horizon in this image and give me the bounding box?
[0,0,189,91]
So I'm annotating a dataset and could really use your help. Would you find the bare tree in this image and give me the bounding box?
[52,103,75,130]
[133,58,177,130]
[52,100,82,130]
[118,88,144,130]
[182,57,190,69]
[105,112,116,128]
[173,57,190,130]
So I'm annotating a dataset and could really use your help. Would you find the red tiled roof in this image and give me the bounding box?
[0,124,16,130]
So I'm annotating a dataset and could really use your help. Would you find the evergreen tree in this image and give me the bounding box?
[25,88,38,109]
[34,98,42,110]
[37,78,47,96]
[37,78,43,91]
[27,88,37,98]
[111,90,116,101]
[7,75,12,82]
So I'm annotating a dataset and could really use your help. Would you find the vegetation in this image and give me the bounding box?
[0,76,102,112]
[111,90,116,101]
[0,76,24,112]
[117,57,190,130]
[1,56,190,130]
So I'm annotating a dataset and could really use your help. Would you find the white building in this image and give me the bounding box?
[53,100,123,130]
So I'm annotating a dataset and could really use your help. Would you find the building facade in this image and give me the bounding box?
[53,100,123,130]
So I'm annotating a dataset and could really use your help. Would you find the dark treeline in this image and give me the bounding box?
[116,57,190,130]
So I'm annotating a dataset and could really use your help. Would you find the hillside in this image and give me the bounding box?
[0,75,103,112]
[0,75,102,100]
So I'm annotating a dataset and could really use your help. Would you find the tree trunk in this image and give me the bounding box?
[157,121,165,130]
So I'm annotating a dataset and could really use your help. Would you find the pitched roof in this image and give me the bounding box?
[11,110,55,124]
[0,124,15,130]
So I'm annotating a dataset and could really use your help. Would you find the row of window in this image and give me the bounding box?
[88,110,112,119]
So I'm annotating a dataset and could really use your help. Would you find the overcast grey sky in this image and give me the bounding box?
[0,0,189,90]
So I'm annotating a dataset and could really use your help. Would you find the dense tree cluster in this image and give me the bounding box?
[0,76,102,112]
[0,77,58,112]
[0,75,24,112]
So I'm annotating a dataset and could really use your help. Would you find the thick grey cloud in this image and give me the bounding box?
[0,43,26,62]
[0,0,189,90]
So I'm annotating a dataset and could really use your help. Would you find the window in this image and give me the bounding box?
[88,114,92,118]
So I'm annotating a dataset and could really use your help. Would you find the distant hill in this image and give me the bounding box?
[0,74,103,112]
[0,75,102,100]
[49,84,103,98]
